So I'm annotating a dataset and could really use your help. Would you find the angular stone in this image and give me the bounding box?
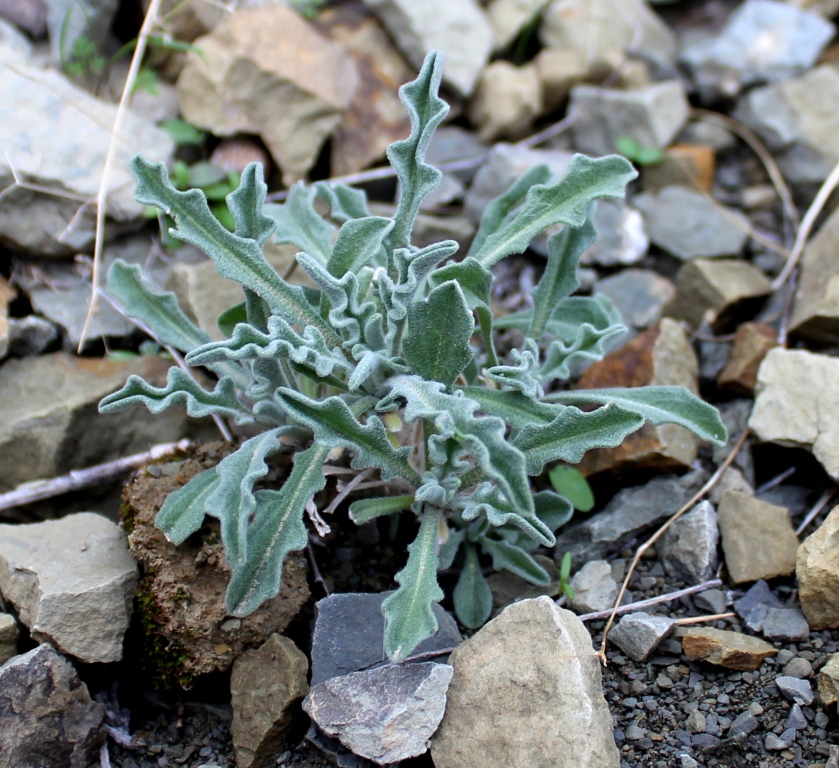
[531,47,590,111]
[426,126,488,185]
[761,608,810,642]
[311,592,461,686]
[633,186,750,260]
[468,60,541,142]
[694,589,728,616]
[709,466,754,505]
[718,322,779,395]
[6,316,58,357]
[569,81,689,157]
[581,200,648,268]
[776,675,814,706]
[486,0,546,52]
[681,627,777,670]
[659,500,719,584]
[486,554,558,614]
[363,0,492,97]
[797,506,839,629]
[574,319,700,476]
[595,269,674,334]
[177,6,359,186]
[305,662,452,764]
[0,613,18,665]
[664,258,772,329]
[0,352,187,491]
[734,580,783,631]
[430,597,619,768]
[749,348,839,479]
[717,490,798,584]
[817,653,839,706]
[0,513,137,663]
[0,64,172,256]
[609,612,676,662]
[231,634,309,768]
[728,710,759,738]
[641,144,716,193]
[569,560,618,614]
[0,0,47,38]
[0,644,106,767]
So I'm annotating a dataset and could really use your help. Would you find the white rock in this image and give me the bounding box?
[569,560,619,614]
[0,513,138,663]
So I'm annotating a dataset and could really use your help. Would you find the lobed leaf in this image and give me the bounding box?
[453,543,492,629]
[314,181,371,223]
[327,216,393,278]
[427,256,492,310]
[155,467,219,545]
[264,181,334,263]
[349,494,415,525]
[226,163,277,246]
[481,537,552,586]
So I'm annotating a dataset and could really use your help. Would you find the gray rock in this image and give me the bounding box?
[686,709,706,734]
[426,126,487,185]
[734,580,782,631]
[609,612,676,662]
[231,634,309,768]
[310,592,461,686]
[595,269,674,337]
[468,60,542,142]
[0,1,46,38]
[569,560,618,614]
[431,597,620,768]
[783,657,813,679]
[44,0,118,64]
[6,315,58,356]
[364,0,492,97]
[708,467,754,505]
[659,501,719,584]
[676,120,737,152]
[554,469,707,568]
[0,644,106,767]
[728,710,759,739]
[693,588,728,616]
[305,662,452,765]
[680,0,834,100]
[776,675,814,705]
[569,81,689,157]
[750,348,839,479]
[581,200,648,267]
[486,0,547,52]
[305,725,374,768]
[0,613,17,665]
[761,607,810,642]
[786,703,808,731]
[765,730,796,750]
[633,186,750,260]
[712,400,755,485]
[0,64,172,257]
[0,512,138,663]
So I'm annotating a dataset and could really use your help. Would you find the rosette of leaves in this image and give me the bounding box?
[99,51,726,661]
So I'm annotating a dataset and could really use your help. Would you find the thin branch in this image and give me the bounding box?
[674,612,735,626]
[796,486,838,536]
[321,468,375,518]
[577,578,722,622]
[754,466,796,495]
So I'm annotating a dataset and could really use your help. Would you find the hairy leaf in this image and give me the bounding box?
[264,181,334,263]
[349,494,415,525]
[155,467,219,544]
[484,338,543,399]
[427,257,492,310]
[437,526,465,571]
[481,537,551,586]
[458,386,563,430]
[314,181,371,223]
[327,216,393,278]
[226,162,277,246]
[548,465,594,512]
[453,543,492,629]
[534,489,575,531]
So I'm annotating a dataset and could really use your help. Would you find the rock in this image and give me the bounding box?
[430,597,619,768]
[486,554,559,614]
[574,319,701,476]
[569,81,689,157]
[467,61,541,142]
[641,144,716,194]
[790,205,839,344]
[553,468,707,568]
[680,0,834,101]
[797,506,839,629]
[728,710,759,739]
[734,580,783,631]
[305,724,375,768]
[44,0,118,65]
[6,315,59,356]
[663,258,772,329]
[310,592,461,687]
[231,634,309,768]
[485,0,546,52]
[659,501,719,584]
[568,560,618,614]
[708,466,754,505]
[680,627,777,670]
[609,612,676,662]
[713,400,756,485]
[363,0,492,97]
[209,138,272,176]
[765,730,796,751]
[776,676,814,706]
[0,64,172,257]
[123,444,310,687]
[531,47,590,111]
[717,490,798,584]
[694,588,728,616]
[0,613,18,665]
[717,322,779,395]
[760,608,810,642]
[784,658,813,680]
[0,512,137,663]
[817,653,839,706]
[539,0,677,79]
[315,5,414,178]
[733,65,839,187]
[0,0,47,37]
[595,269,674,335]
[632,186,750,260]
[426,126,488,185]
[305,662,452,764]
[581,200,648,268]
[0,644,106,767]
[177,7,359,186]
[677,119,737,153]
[749,349,839,478]
[786,702,808,730]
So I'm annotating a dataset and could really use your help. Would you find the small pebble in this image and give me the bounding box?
[783,657,813,678]
[786,703,808,731]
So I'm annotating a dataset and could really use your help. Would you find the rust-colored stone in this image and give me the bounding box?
[681,627,777,671]
[642,143,716,193]
[718,322,779,395]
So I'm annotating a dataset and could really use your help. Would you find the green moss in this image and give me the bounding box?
[118,500,136,535]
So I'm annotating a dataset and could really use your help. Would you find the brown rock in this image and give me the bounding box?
[717,490,799,584]
[717,322,779,395]
[681,627,777,670]
[468,61,542,142]
[231,634,309,768]
[797,506,839,630]
[533,47,598,111]
[641,143,716,193]
[123,443,310,688]
[574,318,700,476]
[664,258,772,329]
[210,137,272,176]
[818,653,839,707]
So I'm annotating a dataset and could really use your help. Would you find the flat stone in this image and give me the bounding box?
[694,588,728,616]
[664,258,772,329]
[305,662,452,764]
[177,6,359,186]
[0,613,18,665]
[784,657,813,679]
[734,580,783,631]
[760,608,810,642]
[532,47,590,111]
[595,269,674,336]
[681,627,777,670]
[569,81,689,157]
[633,186,750,260]
[717,490,798,584]
[749,348,839,478]
[641,144,716,193]
[609,612,677,662]
[582,200,649,268]
[0,513,137,663]
[486,554,559,614]
[718,322,779,395]
[765,730,796,751]
[468,60,541,142]
[426,126,487,186]
[310,592,461,686]
[6,315,59,356]
[430,597,619,768]
[659,500,719,584]
[708,467,754,505]
[0,644,106,766]
[776,675,814,705]
[797,505,839,629]
[554,468,707,568]
[231,634,309,768]
[728,710,759,738]
[486,0,547,52]
[363,0,492,97]
[817,653,839,706]
[569,560,619,614]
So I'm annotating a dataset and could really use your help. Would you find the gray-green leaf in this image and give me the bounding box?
[453,542,492,629]
[155,467,219,544]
